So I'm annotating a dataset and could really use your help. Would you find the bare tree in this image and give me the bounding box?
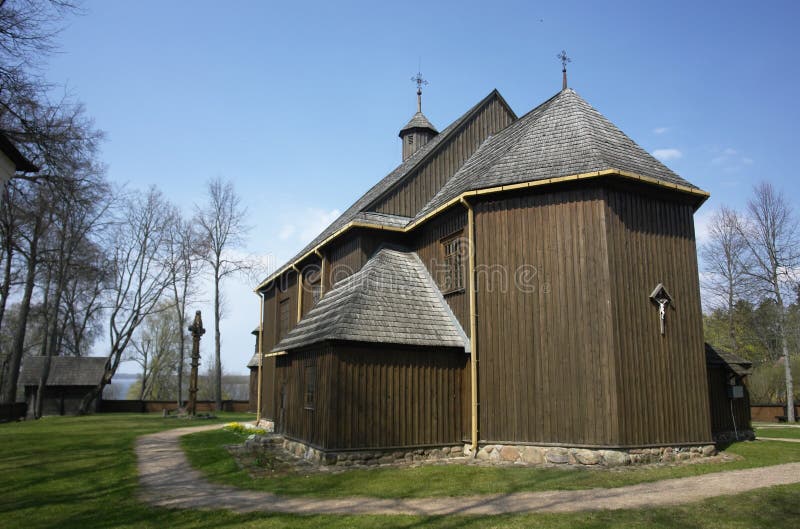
[78,187,174,413]
[0,180,49,407]
[738,182,800,421]
[32,171,109,418]
[701,206,751,354]
[164,215,203,407]
[195,177,250,410]
[126,307,181,401]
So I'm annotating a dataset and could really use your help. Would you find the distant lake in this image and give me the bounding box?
[103,375,138,400]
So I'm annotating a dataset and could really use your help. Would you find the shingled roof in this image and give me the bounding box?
[705,343,753,377]
[414,88,698,219]
[19,356,107,387]
[258,87,704,290]
[257,90,509,289]
[272,247,469,352]
[399,111,438,135]
[247,353,260,368]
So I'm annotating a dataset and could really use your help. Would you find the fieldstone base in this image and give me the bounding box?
[466,443,718,466]
[244,434,721,468]
[713,430,756,444]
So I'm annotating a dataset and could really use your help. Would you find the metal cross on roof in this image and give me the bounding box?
[557,50,571,72]
[411,71,428,94]
[411,71,428,112]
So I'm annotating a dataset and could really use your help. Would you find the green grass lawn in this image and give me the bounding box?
[1,413,799,528]
[182,429,800,498]
[756,426,800,439]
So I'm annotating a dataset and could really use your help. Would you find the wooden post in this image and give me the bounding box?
[187,310,205,417]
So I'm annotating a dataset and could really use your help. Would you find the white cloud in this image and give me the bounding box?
[652,148,683,161]
[709,147,753,172]
[653,127,669,135]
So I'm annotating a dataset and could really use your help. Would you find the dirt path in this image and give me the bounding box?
[136,425,800,515]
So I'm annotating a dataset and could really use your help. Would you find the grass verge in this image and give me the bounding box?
[182,429,800,498]
[3,413,800,528]
[756,427,800,439]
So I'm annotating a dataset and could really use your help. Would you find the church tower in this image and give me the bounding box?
[399,72,438,161]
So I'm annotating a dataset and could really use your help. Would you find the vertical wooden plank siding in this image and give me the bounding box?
[474,186,618,446]
[329,345,466,450]
[274,347,335,448]
[373,97,515,217]
[604,186,712,445]
[414,208,469,331]
[275,344,467,450]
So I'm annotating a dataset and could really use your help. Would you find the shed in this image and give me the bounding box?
[705,343,753,442]
[19,356,107,416]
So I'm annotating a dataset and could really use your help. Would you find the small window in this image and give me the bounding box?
[311,282,322,305]
[407,134,413,145]
[279,299,290,338]
[304,363,316,410]
[442,235,465,293]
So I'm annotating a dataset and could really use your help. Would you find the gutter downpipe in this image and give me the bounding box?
[292,264,303,323]
[314,249,326,295]
[256,292,264,423]
[460,196,479,455]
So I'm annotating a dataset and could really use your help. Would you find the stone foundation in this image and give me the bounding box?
[467,443,718,466]
[244,434,720,468]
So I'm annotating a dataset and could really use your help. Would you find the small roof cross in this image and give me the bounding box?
[557,50,572,90]
[411,71,429,112]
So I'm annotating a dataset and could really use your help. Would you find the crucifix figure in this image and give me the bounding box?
[649,284,673,337]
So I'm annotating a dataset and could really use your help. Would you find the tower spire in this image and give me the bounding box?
[411,70,428,112]
[557,50,571,90]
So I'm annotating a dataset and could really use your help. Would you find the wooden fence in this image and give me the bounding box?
[751,404,800,423]
[98,399,250,414]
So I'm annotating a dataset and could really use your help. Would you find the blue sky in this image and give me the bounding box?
[44,0,799,374]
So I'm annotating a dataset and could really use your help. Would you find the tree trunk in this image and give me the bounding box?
[0,217,40,409]
[34,270,66,419]
[214,270,222,410]
[776,297,795,422]
[728,287,737,354]
[0,232,12,337]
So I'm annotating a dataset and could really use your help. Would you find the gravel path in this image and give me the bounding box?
[136,425,800,515]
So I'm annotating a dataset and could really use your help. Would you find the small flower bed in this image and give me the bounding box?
[223,422,266,436]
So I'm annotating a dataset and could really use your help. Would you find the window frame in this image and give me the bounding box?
[303,361,316,410]
[440,231,466,295]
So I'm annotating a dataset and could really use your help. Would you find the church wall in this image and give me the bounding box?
[473,184,620,446]
[272,342,467,451]
[604,183,712,446]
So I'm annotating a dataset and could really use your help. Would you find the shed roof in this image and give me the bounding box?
[272,247,469,352]
[19,356,107,387]
[705,343,753,377]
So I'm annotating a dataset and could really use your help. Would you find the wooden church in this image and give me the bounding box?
[252,69,721,462]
